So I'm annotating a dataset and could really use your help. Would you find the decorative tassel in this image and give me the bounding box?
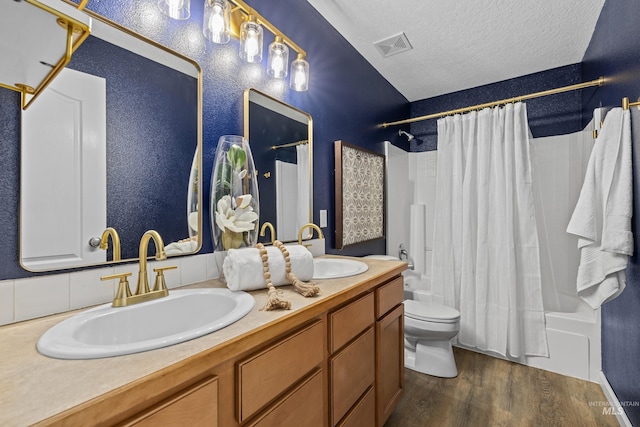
[262,287,292,311]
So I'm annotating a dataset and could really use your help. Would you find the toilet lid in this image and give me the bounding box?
[404,300,460,323]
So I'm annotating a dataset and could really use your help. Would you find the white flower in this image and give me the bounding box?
[215,194,258,233]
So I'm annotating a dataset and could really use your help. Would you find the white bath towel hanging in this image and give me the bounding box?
[566,107,633,309]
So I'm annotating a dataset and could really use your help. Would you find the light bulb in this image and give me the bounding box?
[209,5,224,33]
[246,31,259,58]
[272,55,284,75]
[203,0,230,44]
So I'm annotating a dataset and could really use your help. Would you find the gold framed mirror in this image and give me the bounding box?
[19,9,202,272]
[244,89,313,243]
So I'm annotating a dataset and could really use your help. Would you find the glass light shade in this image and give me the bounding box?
[158,0,190,20]
[239,17,263,63]
[267,38,289,79]
[290,56,309,92]
[203,0,230,44]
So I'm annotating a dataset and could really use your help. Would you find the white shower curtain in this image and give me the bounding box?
[431,102,548,358]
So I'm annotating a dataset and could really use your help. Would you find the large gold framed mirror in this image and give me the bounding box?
[20,9,202,272]
[244,89,313,243]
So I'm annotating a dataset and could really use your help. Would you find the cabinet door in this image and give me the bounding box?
[376,304,404,427]
[125,376,218,427]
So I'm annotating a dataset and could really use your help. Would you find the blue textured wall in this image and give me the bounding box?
[407,64,584,151]
[582,0,640,423]
[0,0,409,279]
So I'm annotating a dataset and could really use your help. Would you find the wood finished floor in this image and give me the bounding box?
[384,347,619,427]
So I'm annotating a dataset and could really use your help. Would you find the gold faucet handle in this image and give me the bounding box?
[152,265,178,292]
[100,272,132,282]
[101,272,132,307]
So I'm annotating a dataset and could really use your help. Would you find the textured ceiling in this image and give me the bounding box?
[306,0,606,102]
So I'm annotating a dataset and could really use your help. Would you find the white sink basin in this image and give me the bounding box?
[37,288,254,359]
[313,258,369,279]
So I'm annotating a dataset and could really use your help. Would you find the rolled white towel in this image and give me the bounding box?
[223,244,314,291]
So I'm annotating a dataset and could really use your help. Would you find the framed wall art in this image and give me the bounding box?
[334,140,385,249]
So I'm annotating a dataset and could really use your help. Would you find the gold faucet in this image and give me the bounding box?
[260,222,276,244]
[136,230,167,295]
[100,230,175,307]
[99,227,121,261]
[298,223,324,246]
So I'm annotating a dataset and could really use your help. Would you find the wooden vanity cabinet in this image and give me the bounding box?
[45,268,406,427]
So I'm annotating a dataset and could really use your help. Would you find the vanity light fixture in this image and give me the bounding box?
[201,0,310,91]
[267,36,289,78]
[158,0,191,20]
[203,0,231,44]
[239,15,263,63]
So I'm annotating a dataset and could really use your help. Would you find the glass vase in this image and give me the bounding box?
[210,135,260,257]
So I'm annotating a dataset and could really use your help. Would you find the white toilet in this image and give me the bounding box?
[403,299,460,378]
[365,254,461,378]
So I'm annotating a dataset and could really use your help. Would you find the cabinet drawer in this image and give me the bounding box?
[125,376,218,427]
[375,276,404,319]
[330,327,375,425]
[237,320,324,423]
[337,385,375,427]
[248,369,324,427]
[329,292,374,353]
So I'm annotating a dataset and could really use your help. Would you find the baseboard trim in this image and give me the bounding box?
[598,370,632,427]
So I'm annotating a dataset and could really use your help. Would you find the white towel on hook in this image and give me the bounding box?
[566,107,633,309]
[223,244,314,291]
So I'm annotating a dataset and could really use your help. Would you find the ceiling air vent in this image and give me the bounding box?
[373,32,413,58]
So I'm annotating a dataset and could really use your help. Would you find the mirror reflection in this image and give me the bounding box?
[244,89,313,243]
[20,14,202,272]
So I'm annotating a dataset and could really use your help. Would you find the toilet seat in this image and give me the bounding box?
[404,300,460,323]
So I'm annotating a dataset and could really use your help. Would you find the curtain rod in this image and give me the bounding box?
[271,139,308,150]
[380,76,605,128]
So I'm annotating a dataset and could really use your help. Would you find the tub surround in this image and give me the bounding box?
[0,256,406,426]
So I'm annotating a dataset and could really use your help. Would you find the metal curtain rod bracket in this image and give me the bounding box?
[622,97,640,110]
[380,76,605,128]
[271,139,309,150]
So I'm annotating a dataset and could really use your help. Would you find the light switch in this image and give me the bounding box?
[319,210,327,228]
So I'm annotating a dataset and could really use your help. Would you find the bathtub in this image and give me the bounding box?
[402,271,601,382]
